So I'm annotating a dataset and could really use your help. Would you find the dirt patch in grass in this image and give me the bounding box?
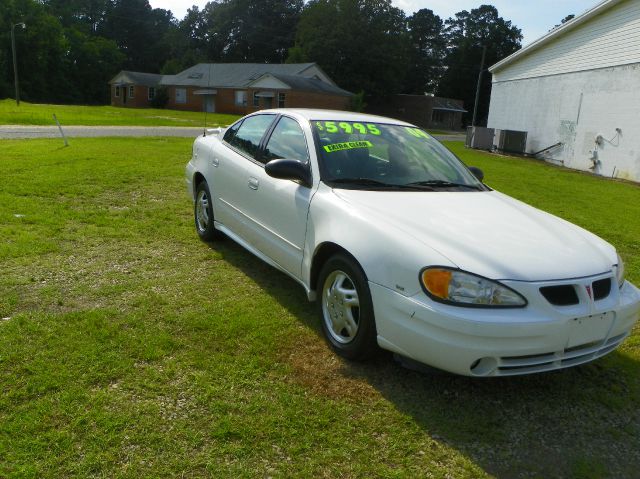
[280,331,383,402]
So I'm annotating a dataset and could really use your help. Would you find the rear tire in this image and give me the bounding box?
[317,253,379,360]
[194,180,222,241]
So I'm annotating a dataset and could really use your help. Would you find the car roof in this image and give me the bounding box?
[255,108,415,127]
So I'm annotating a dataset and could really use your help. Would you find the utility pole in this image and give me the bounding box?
[472,45,487,127]
[11,22,26,106]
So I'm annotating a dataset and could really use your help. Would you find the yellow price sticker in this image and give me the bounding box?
[316,122,381,136]
[406,128,431,139]
[323,140,373,153]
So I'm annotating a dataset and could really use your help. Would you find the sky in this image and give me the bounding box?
[148,0,597,46]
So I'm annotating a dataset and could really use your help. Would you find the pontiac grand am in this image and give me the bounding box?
[185,109,640,376]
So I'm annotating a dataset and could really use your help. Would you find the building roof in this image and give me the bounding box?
[109,71,163,87]
[489,0,625,73]
[251,73,353,96]
[109,62,349,96]
[159,63,319,88]
[432,97,467,113]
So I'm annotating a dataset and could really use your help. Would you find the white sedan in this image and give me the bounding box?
[185,109,640,376]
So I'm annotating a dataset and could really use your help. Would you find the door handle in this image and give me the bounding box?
[211,157,219,167]
[248,177,259,190]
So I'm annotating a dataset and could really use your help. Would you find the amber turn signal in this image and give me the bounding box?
[422,268,452,299]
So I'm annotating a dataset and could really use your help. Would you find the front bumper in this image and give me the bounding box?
[372,275,640,376]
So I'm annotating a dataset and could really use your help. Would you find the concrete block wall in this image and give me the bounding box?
[488,63,640,182]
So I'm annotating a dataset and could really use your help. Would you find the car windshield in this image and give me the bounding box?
[312,120,484,191]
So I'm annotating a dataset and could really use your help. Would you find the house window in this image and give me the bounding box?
[278,93,286,108]
[114,86,120,98]
[176,88,187,104]
[129,86,135,98]
[235,90,247,107]
[253,92,260,107]
[148,87,156,100]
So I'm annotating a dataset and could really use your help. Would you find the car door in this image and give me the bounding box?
[241,115,314,279]
[211,114,277,239]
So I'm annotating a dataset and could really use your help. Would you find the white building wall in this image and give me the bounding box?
[488,63,640,182]
[493,0,640,83]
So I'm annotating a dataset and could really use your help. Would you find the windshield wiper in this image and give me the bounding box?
[327,178,426,190]
[405,180,483,190]
[329,178,391,186]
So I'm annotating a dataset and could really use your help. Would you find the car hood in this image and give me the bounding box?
[332,189,615,281]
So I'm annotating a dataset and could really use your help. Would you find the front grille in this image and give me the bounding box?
[540,285,579,306]
[592,278,611,300]
[493,332,628,376]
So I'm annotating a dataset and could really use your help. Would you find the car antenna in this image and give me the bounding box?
[203,63,213,137]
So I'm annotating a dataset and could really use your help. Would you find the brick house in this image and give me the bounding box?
[110,71,163,108]
[109,63,352,114]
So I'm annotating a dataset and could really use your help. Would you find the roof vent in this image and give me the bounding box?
[188,73,204,79]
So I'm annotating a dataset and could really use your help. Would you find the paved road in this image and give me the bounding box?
[0,125,465,142]
[0,125,208,139]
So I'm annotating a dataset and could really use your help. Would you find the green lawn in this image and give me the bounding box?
[1,138,639,478]
[0,99,239,127]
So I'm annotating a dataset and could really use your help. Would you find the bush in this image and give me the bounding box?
[150,87,169,108]
[349,90,367,112]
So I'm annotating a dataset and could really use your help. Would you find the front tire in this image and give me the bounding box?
[194,180,222,241]
[317,254,379,360]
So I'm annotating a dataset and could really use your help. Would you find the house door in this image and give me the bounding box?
[263,97,273,109]
[204,96,215,113]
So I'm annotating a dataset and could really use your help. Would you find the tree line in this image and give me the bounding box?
[1,0,523,125]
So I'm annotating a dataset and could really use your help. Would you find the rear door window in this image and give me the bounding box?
[223,120,242,143]
[227,114,276,160]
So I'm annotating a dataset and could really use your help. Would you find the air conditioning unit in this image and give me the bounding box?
[494,129,528,155]
[465,126,495,150]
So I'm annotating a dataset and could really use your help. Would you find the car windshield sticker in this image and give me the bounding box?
[315,121,381,136]
[323,140,373,153]
[406,128,431,139]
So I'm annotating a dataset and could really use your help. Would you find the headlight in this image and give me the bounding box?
[420,267,527,308]
[614,253,625,288]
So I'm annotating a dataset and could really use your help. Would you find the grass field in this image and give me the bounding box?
[0,99,239,127]
[0,99,461,134]
[1,138,639,478]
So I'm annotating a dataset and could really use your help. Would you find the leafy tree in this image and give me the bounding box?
[43,0,109,34]
[99,0,176,72]
[404,8,445,94]
[437,5,522,126]
[0,0,69,102]
[65,28,124,103]
[552,14,575,30]
[160,5,212,73]
[289,0,409,98]
[204,0,303,63]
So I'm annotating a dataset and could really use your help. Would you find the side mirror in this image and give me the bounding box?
[265,159,312,186]
[468,166,484,182]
